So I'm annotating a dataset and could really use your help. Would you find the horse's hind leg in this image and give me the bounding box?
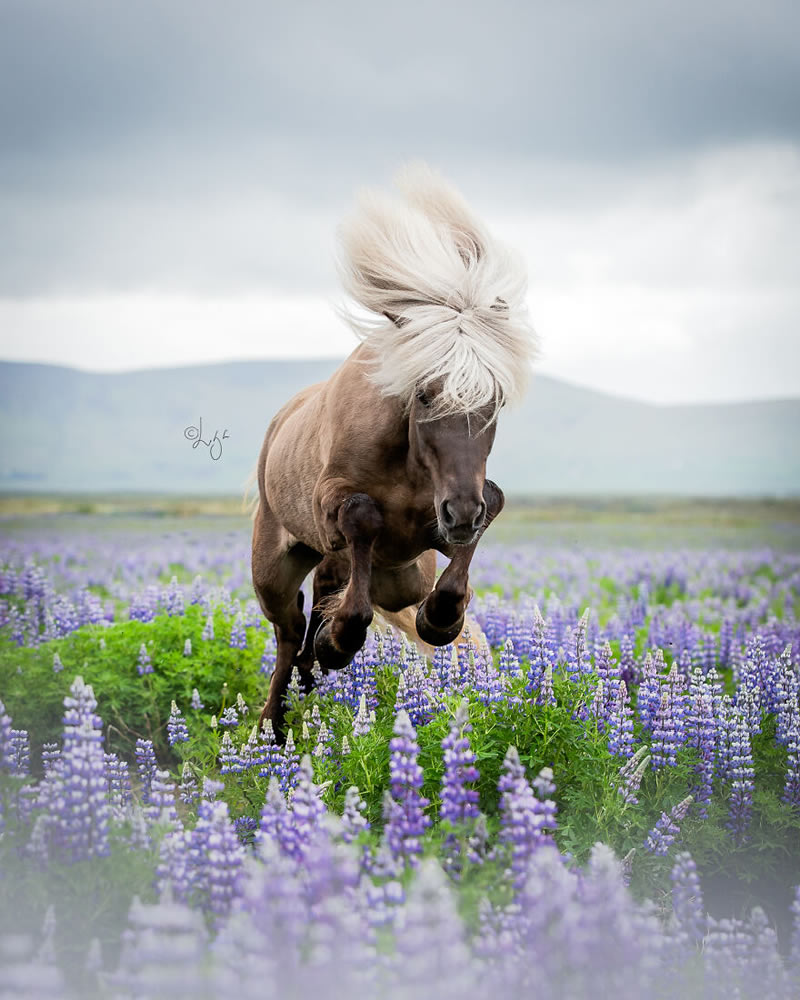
[314,493,383,670]
[417,480,504,645]
[295,554,349,672]
[252,504,321,738]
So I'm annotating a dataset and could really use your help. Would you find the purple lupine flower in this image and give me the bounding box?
[258,775,291,853]
[42,742,61,776]
[651,689,680,769]
[383,709,431,868]
[187,796,245,921]
[136,643,153,676]
[637,652,660,732]
[671,851,706,946]
[727,708,755,841]
[219,732,244,774]
[229,612,247,649]
[278,729,301,796]
[135,738,158,803]
[565,608,591,680]
[353,693,372,737]
[497,747,558,884]
[52,651,64,673]
[39,676,111,863]
[313,720,332,759]
[9,729,30,776]
[201,615,215,641]
[147,769,180,828]
[167,701,190,746]
[341,785,370,843]
[440,699,480,827]
[607,680,634,758]
[234,815,258,844]
[782,709,800,810]
[645,795,693,856]
[538,664,556,707]
[0,698,13,773]
[284,754,327,861]
[164,576,184,617]
[615,746,650,805]
[686,667,716,818]
[179,763,199,806]
[183,638,192,657]
[218,706,239,728]
[619,632,636,687]
[105,752,132,816]
[190,687,203,710]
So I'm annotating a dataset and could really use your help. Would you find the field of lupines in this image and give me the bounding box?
[1,514,800,998]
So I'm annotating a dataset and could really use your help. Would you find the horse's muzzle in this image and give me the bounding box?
[438,498,486,546]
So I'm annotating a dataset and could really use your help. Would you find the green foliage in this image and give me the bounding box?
[2,603,799,931]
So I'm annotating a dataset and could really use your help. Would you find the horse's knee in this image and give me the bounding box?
[337,493,382,541]
[483,479,505,521]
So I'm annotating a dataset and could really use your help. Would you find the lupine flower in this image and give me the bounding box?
[135,738,158,803]
[497,747,558,883]
[727,709,755,841]
[136,643,153,676]
[179,763,199,805]
[538,663,556,707]
[341,785,370,843]
[671,851,706,946]
[167,700,190,746]
[383,709,431,868]
[190,687,204,710]
[52,651,64,673]
[183,638,192,656]
[9,729,30,777]
[616,746,651,805]
[229,613,247,649]
[645,795,693,856]
[607,681,634,758]
[313,720,332,759]
[353,693,372,737]
[202,615,215,641]
[218,706,239,728]
[440,699,480,827]
[782,709,800,810]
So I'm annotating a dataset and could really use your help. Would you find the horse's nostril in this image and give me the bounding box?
[472,502,487,530]
[440,499,455,528]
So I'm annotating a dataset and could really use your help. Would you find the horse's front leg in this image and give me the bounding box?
[416,480,504,645]
[314,492,383,670]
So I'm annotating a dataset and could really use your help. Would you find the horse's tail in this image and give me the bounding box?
[242,463,259,519]
[376,605,487,663]
[335,163,537,420]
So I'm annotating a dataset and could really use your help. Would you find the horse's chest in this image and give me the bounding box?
[373,499,435,564]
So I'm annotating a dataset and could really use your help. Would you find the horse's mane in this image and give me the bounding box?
[336,163,538,422]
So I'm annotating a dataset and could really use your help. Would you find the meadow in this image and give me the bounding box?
[1,499,799,998]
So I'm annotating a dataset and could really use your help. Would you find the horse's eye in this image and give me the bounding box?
[416,389,430,407]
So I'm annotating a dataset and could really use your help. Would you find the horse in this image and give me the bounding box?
[252,164,538,736]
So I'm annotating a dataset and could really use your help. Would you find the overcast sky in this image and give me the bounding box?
[1,0,798,404]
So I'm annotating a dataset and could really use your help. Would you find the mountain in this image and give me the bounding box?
[1,361,798,495]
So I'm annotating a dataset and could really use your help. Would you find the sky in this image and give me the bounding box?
[1,0,799,404]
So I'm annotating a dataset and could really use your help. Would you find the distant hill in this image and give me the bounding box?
[1,361,798,495]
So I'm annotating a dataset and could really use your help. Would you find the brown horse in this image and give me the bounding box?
[252,165,537,735]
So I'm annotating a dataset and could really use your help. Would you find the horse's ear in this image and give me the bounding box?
[383,311,408,328]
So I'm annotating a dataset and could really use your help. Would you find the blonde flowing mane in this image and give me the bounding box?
[337,163,538,421]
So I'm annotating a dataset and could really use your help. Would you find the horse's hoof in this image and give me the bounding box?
[314,622,357,671]
[415,600,465,646]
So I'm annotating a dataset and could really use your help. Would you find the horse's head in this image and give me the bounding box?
[409,379,497,546]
